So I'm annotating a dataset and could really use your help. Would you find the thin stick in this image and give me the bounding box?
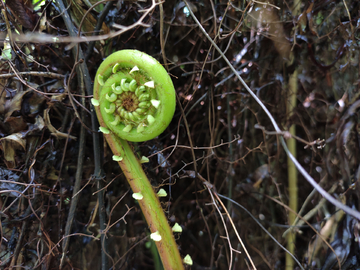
[0,71,65,79]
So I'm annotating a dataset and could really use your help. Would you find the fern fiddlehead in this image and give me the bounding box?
[94,49,176,142]
[92,50,184,269]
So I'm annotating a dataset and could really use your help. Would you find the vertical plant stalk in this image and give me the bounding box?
[286,70,298,270]
[93,50,183,269]
[286,0,300,267]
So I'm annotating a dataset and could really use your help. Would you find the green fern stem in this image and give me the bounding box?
[93,50,183,269]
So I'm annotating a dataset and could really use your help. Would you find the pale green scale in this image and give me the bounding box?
[139,102,150,108]
[137,123,145,133]
[147,115,155,125]
[135,86,146,96]
[113,84,123,94]
[98,74,104,86]
[139,94,150,101]
[128,112,136,121]
[105,103,116,114]
[123,124,132,133]
[121,79,130,91]
[151,100,161,108]
[119,108,126,118]
[112,63,120,74]
[132,111,140,119]
[110,115,120,125]
[129,80,137,92]
[136,108,145,114]
[106,92,117,102]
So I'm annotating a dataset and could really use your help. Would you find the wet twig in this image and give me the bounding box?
[54,0,108,269]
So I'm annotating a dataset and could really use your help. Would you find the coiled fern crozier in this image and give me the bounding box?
[92,50,185,269]
[94,49,176,141]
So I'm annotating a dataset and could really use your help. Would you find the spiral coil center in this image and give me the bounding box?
[100,68,159,134]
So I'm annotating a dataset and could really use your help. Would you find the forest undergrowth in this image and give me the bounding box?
[0,0,360,269]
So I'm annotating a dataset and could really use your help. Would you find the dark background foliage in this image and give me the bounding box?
[1,0,360,269]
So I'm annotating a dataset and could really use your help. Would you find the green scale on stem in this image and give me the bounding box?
[94,50,176,142]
